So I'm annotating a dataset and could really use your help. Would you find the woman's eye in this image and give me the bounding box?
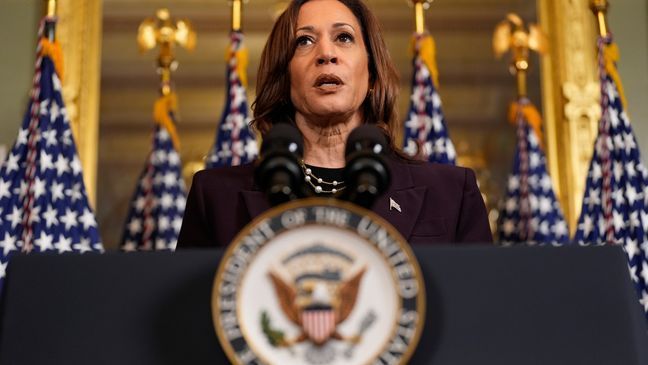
[296,35,313,47]
[337,33,354,43]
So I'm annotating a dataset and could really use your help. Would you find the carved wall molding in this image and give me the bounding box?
[56,0,102,207]
[538,0,600,234]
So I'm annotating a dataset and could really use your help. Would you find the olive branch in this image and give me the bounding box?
[261,310,286,347]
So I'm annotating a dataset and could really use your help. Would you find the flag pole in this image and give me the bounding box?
[155,9,176,96]
[122,9,195,251]
[513,34,529,99]
[44,0,57,41]
[231,0,243,32]
[403,0,457,165]
[205,0,258,169]
[493,14,570,245]
[492,13,548,137]
[510,16,529,98]
[137,9,195,146]
[589,0,627,109]
[410,0,431,35]
[46,0,56,17]
[591,0,609,38]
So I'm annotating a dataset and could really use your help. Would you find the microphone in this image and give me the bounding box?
[342,125,391,208]
[254,123,306,206]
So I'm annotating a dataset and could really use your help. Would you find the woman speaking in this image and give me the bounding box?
[177,0,492,248]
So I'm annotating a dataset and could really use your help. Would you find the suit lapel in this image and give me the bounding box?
[240,190,270,220]
[372,158,427,240]
[240,157,427,239]
[373,187,427,240]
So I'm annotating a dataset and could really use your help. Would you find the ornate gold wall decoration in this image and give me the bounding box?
[54,0,102,207]
[538,0,600,234]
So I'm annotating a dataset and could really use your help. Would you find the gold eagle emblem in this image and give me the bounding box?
[266,267,366,346]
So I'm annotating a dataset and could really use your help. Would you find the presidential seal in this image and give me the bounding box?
[212,198,425,365]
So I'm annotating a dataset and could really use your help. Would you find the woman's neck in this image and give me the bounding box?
[295,114,361,168]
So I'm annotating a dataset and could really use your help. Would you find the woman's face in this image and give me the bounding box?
[289,0,370,126]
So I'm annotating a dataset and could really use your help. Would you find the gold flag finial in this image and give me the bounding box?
[410,0,433,34]
[231,0,243,31]
[590,0,627,109]
[493,13,548,98]
[590,0,609,37]
[137,8,196,95]
[46,0,56,17]
[43,0,58,41]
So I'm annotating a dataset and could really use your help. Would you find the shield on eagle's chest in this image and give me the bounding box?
[300,308,336,345]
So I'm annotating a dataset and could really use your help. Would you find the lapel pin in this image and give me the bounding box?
[389,197,401,212]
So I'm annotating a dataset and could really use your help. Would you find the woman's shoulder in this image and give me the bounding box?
[191,162,256,188]
[393,158,474,185]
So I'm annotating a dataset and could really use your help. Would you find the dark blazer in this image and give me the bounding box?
[177,157,493,248]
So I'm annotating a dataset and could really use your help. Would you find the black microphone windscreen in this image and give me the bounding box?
[345,125,388,157]
[255,123,306,205]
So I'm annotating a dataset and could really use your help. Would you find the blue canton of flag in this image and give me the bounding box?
[497,99,569,245]
[574,36,648,320]
[403,34,456,165]
[206,31,257,168]
[120,94,186,251]
[0,18,103,290]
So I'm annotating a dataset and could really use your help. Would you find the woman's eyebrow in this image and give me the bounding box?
[296,23,355,33]
[332,22,355,31]
[296,25,315,33]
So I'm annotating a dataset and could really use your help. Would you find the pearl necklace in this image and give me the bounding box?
[300,161,346,194]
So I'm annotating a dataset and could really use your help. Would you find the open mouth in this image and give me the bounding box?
[314,74,343,88]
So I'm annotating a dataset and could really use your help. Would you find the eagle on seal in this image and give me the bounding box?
[268,267,366,346]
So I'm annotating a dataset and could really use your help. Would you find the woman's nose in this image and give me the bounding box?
[317,55,338,65]
[316,40,337,65]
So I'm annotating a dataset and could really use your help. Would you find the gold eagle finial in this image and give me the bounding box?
[137,8,196,95]
[137,9,196,54]
[493,13,548,97]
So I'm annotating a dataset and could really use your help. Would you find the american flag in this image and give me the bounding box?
[206,31,257,168]
[403,33,456,165]
[497,98,569,245]
[120,94,187,251]
[574,35,648,320]
[0,17,103,289]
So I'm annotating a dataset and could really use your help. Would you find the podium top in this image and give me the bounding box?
[0,245,646,365]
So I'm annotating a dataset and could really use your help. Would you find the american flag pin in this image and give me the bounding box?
[389,197,401,212]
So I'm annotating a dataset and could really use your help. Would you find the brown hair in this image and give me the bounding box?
[251,0,403,153]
